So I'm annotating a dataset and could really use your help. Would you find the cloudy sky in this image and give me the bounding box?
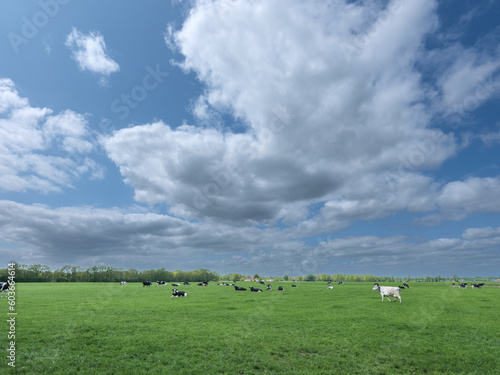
[0,0,499,277]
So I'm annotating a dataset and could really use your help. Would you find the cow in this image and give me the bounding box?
[250,286,262,292]
[171,288,187,297]
[403,283,409,289]
[338,281,344,285]
[156,281,166,286]
[398,286,406,289]
[292,285,297,288]
[259,281,265,285]
[459,283,467,289]
[143,281,152,287]
[234,286,247,291]
[278,286,284,291]
[327,285,334,289]
[372,283,402,303]
[0,281,10,297]
[266,284,272,291]
[183,282,191,285]
[172,283,180,286]
[472,283,484,289]
[120,281,127,285]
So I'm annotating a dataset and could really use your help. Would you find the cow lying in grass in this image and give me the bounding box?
[372,283,402,303]
[250,286,262,292]
[171,288,187,297]
[234,286,246,291]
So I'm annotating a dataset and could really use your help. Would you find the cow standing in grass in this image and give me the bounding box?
[0,281,10,297]
[372,283,402,303]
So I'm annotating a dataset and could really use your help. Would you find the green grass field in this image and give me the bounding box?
[3,281,500,374]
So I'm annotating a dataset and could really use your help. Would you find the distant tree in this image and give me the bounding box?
[304,273,316,282]
[254,273,260,280]
[233,273,243,282]
[283,274,289,281]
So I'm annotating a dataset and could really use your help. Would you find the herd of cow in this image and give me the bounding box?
[453,282,485,289]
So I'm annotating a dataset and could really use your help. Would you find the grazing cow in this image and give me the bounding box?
[259,281,265,285]
[292,285,297,288]
[234,286,247,291]
[266,284,272,291]
[372,283,402,303]
[398,286,406,289]
[403,283,409,289]
[338,281,344,285]
[459,283,467,289]
[120,281,127,285]
[278,286,284,291]
[471,283,484,289]
[0,281,10,297]
[327,285,334,289]
[143,281,152,287]
[156,281,166,286]
[250,286,262,292]
[171,288,187,297]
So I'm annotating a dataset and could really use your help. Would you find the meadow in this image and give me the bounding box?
[3,281,499,374]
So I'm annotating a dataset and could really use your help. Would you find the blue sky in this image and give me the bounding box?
[0,0,499,277]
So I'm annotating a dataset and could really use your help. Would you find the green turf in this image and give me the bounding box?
[2,282,499,374]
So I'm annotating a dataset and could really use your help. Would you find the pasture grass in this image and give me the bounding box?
[2,281,499,374]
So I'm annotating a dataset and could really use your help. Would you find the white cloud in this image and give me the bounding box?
[0,78,102,193]
[1,199,499,276]
[104,0,462,226]
[462,226,500,240]
[65,28,119,84]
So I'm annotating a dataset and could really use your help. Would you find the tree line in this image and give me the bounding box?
[0,264,495,283]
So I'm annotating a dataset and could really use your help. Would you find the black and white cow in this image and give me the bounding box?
[250,286,262,292]
[327,285,334,289]
[266,284,272,291]
[278,286,284,291]
[171,288,187,297]
[459,283,467,289]
[120,281,127,285]
[338,281,344,285]
[143,281,152,287]
[234,286,246,291]
[0,281,10,297]
[183,282,191,285]
[403,283,409,289]
[292,285,297,288]
[156,281,166,286]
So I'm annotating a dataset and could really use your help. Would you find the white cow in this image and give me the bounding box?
[372,283,401,303]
